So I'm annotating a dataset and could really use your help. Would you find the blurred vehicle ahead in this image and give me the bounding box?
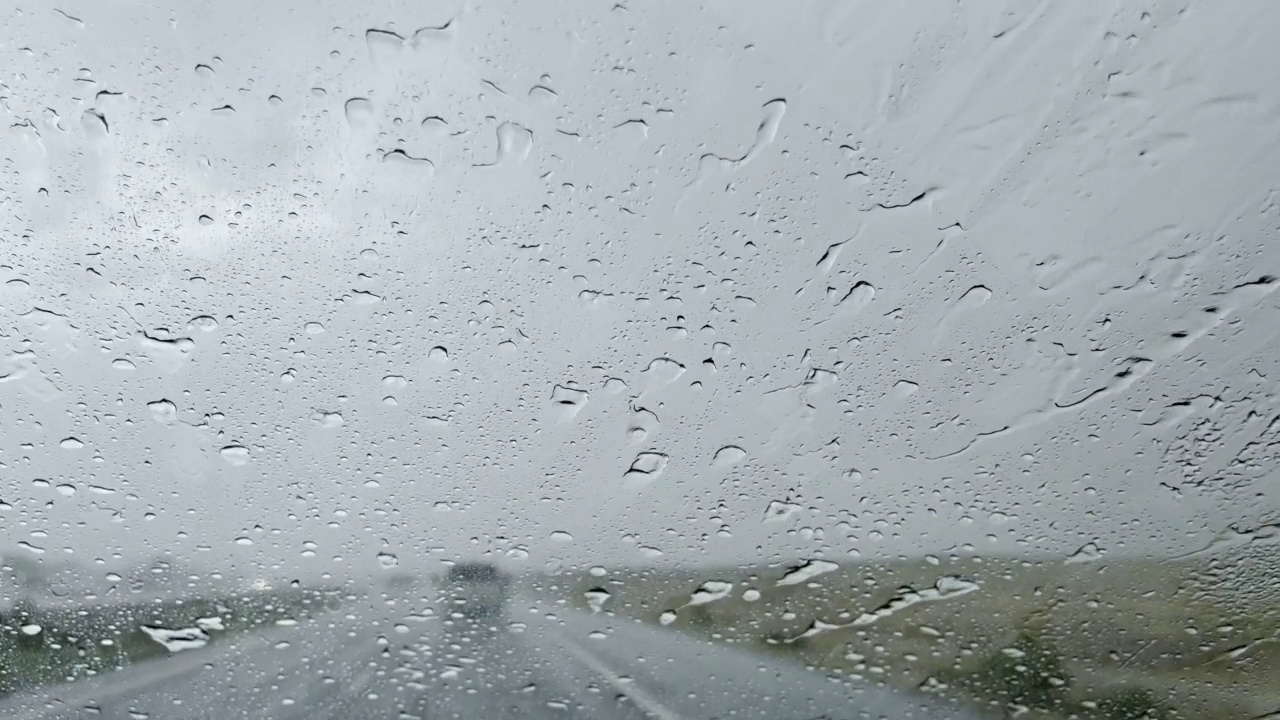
[442,562,511,621]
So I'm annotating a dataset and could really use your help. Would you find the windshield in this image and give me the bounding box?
[2,1,1277,718]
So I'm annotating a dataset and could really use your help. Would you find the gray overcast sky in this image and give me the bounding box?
[2,0,1278,586]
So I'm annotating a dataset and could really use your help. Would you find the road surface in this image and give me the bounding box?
[0,593,991,719]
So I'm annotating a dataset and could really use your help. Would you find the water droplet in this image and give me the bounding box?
[55,483,76,497]
[112,358,136,370]
[550,384,589,422]
[585,587,611,613]
[839,281,876,313]
[687,580,733,606]
[427,346,449,363]
[638,357,686,392]
[311,410,344,428]
[890,380,919,398]
[20,624,42,636]
[421,116,448,137]
[189,315,218,332]
[625,407,659,445]
[623,452,669,484]
[1065,542,1106,564]
[936,285,992,338]
[148,399,177,424]
[712,445,746,468]
[140,625,210,652]
[742,589,761,602]
[220,445,250,465]
[138,332,195,373]
[550,530,574,542]
[304,322,325,334]
[382,374,407,389]
[344,97,374,127]
[763,499,801,522]
[377,552,399,569]
[777,559,839,586]
[382,149,434,171]
[195,617,225,631]
[849,576,980,628]
[528,83,558,105]
[476,121,533,166]
[659,610,677,626]
[60,437,84,449]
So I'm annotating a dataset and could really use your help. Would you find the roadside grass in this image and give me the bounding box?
[545,556,1280,719]
[0,587,342,698]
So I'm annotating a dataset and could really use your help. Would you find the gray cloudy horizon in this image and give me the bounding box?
[2,0,1279,594]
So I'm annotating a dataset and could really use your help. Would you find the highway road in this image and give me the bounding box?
[0,593,992,719]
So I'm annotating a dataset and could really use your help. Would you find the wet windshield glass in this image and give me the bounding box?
[2,1,1278,718]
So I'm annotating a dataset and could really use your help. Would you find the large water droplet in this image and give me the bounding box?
[189,315,218,332]
[585,587,611,614]
[638,357,685,393]
[138,332,195,373]
[476,121,533,166]
[712,445,746,468]
[140,625,210,652]
[687,580,733,606]
[763,500,801,522]
[195,617,225,631]
[311,410,344,428]
[550,384,589,422]
[623,452,669,484]
[1065,542,1106,564]
[849,576,980,628]
[776,559,839,586]
[148,399,177,424]
[220,445,250,465]
[344,97,374,127]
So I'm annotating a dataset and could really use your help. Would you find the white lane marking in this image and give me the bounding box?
[552,630,685,720]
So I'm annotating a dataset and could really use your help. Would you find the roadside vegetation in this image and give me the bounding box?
[0,586,342,697]
[548,554,1279,719]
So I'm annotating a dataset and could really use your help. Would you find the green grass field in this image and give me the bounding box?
[543,555,1280,719]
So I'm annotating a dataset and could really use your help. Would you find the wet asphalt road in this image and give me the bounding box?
[0,594,990,719]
